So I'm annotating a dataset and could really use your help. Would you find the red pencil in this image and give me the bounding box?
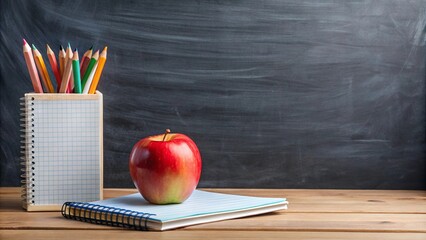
[22,39,43,93]
[46,44,61,91]
[80,46,93,78]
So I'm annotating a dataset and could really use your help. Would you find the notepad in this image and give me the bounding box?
[20,92,103,211]
[61,190,288,231]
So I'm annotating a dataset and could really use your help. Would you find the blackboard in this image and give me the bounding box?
[1,0,425,189]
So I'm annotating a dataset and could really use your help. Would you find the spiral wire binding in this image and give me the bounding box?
[20,96,36,207]
[61,202,156,231]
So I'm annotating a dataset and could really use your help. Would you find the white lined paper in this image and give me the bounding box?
[92,190,287,222]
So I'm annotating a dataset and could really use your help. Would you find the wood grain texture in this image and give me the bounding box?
[1,188,425,233]
[1,230,426,240]
[0,0,425,189]
[2,211,425,232]
[1,188,425,239]
[2,188,425,214]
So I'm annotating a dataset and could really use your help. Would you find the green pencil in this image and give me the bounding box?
[81,50,99,90]
[72,49,82,93]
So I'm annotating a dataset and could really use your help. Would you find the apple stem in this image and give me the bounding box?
[162,129,171,141]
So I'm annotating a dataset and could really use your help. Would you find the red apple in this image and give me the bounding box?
[129,129,202,204]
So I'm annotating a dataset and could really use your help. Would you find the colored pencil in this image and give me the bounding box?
[88,46,107,94]
[82,62,98,94]
[80,46,93,77]
[81,50,99,90]
[72,49,82,93]
[58,45,66,77]
[65,43,73,93]
[59,48,73,93]
[46,44,61,91]
[22,39,43,93]
[32,44,55,93]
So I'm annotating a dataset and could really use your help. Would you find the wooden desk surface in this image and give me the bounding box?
[0,188,425,239]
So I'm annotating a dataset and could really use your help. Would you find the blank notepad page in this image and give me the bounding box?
[31,97,101,205]
[92,190,287,222]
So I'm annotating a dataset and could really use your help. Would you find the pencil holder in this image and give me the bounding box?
[20,91,103,211]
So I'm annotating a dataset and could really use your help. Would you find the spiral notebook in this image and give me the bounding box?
[20,92,103,211]
[61,190,288,231]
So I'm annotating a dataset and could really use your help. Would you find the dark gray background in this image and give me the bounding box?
[1,0,425,189]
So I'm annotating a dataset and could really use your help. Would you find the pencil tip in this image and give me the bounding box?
[73,51,79,59]
[74,48,78,52]
[68,42,71,48]
[31,44,36,50]
[23,38,27,45]
[60,45,63,50]
[89,45,93,50]
[104,46,108,51]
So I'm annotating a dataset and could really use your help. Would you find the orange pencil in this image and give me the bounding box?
[46,44,61,91]
[58,45,66,77]
[80,46,92,77]
[32,44,55,93]
[59,48,73,93]
[88,46,107,94]
[22,39,43,93]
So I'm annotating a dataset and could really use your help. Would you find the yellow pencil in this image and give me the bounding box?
[32,44,55,93]
[88,46,107,94]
